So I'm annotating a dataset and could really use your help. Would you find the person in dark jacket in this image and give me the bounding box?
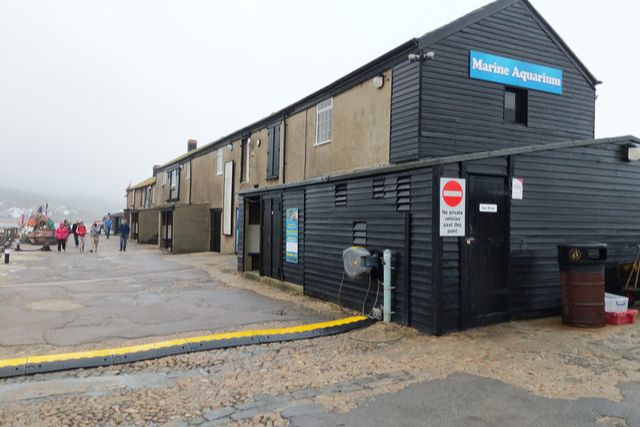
[118,220,130,252]
[71,221,79,247]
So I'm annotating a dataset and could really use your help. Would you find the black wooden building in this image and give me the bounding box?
[237,0,640,334]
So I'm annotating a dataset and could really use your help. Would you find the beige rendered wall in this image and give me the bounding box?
[137,209,159,244]
[126,191,134,210]
[178,163,190,204]
[190,151,215,207]
[172,204,210,254]
[284,69,392,181]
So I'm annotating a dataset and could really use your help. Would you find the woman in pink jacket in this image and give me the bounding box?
[55,222,69,252]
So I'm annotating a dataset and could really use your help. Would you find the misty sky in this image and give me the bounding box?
[1,0,639,208]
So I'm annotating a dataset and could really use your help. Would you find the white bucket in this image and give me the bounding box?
[605,292,629,313]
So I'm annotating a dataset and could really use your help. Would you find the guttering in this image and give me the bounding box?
[238,135,640,196]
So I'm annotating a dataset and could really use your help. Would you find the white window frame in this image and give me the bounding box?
[168,168,179,200]
[216,149,223,176]
[244,139,251,182]
[315,98,333,146]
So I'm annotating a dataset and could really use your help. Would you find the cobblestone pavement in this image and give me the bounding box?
[1,246,640,425]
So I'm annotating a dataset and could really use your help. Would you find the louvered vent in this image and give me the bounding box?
[396,176,411,211]
[372,178,385,199]
[335,183,347,207]
[353,222,367,246]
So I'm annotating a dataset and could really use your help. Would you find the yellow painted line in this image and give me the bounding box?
[186,315,367,344]
[0,357,27,368]
[2,316,368,368]
[27,349,113,364]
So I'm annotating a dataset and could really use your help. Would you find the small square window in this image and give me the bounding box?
[504,87,528,125]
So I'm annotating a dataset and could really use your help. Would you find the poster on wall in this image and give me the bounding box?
[512,177,524,200]
[439,178,466,237]
[285,208,299,263]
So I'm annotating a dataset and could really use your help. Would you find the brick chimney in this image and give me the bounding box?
[187,139,198,152]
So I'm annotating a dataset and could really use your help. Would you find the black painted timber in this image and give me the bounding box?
[301,169,433,332]
[509,142,640,318]
[390,59,421,163]
[417,0,595,159]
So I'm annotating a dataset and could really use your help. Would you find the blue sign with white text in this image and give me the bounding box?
[469,50,562,95]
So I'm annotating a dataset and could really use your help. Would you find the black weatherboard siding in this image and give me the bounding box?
[415,0,595,159]
[509,142,640,318]
[390,59,421,163]
[301,170,433,332]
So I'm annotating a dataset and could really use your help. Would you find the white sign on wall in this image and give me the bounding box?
[512,177,524,200]
[479,203,497,213]
[439,178,466,237]
[223,161,234,235]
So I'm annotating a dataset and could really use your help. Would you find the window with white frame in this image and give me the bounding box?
[315,98,333,145]
[217,149,223,176]
[168,168,180,200]
[241,138,251,182]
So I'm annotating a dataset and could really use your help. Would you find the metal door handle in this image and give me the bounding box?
[465,237,475,245]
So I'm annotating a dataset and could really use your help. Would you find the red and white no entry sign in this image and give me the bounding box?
[439,177,466,237]
[442,180,464,207]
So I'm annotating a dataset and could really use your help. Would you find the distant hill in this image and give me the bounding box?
[0,187,123,228]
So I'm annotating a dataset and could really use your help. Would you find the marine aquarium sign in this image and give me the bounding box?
[469,50,562,95]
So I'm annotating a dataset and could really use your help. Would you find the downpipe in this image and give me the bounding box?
[383,249,392,323]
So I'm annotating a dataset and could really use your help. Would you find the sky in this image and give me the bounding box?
[1,0,639,208]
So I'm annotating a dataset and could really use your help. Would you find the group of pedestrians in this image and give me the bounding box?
[54,217,130,254]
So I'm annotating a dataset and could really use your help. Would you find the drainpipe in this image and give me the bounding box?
[383,249,392,323]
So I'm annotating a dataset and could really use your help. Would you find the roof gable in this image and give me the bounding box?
[417,0,599,88]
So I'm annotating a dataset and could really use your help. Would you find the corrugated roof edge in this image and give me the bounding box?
[156,39,418,170]
[239,135,640,195]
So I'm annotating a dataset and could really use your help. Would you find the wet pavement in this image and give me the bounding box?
[1,238,640,426]
[0,236,328,358]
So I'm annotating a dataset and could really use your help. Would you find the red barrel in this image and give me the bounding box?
[557,243,607,327]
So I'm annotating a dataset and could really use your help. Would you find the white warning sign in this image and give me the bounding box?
[440,178,466,237]
[512,177,524,200]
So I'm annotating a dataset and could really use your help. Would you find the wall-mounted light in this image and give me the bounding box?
[424,51,435,60]
[408,53,420,62]
[228,142,233,151]
[626,144,640,161]
[256,139,261,147]
[372,75,384,89]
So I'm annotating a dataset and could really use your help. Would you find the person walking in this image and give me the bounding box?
[77,221,87,252]
[118,219,130,252]
[71,220,79,248]
[90,222,100,253]
[104,216,113,240]
[55,222,69,252]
